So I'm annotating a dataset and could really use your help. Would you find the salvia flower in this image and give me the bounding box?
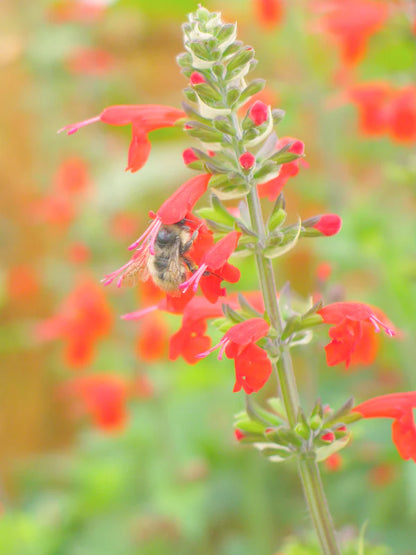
[58,104,185,172]
[198,318,272,394]
[353,392,416,462]
[102,173,211,289]
[317,302,395,369]
[179,231,241,303]
[253,0,284,30]
[303,213,342,236]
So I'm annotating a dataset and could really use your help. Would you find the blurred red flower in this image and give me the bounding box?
[35,279,113,368]
[59,104,185,172]
[317,302,395,368]
[63,374,128,431]
[53,157,91,195]
[253,0,284,29]
[198,318,272,394]
[312,0,388,68]
[387,86,416,143]
[6,264,40,300]
[136,312,169,362]
[67,242,91,264]
[257,137,306,201]
[47,0,106,23]
[65,47,115,76]
[353,392,416,462]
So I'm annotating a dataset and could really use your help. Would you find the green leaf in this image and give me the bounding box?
[264,218,301,259]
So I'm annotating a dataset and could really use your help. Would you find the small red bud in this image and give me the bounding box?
[182,148,198,165]
[337,425,347,432]
[321,431,335,442]
[234,429,245,441]
[313,214,342,236]
[239,152,256,170]
[249,100,269,126]
[190,71,205,85]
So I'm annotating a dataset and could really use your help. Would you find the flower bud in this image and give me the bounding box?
[249,100,269,126]
[313,214,342,236]
[320,431,335,443]
[239,152,256,170]
[182,148,198,165]
[234,429,245,441]
[190,71,205,85]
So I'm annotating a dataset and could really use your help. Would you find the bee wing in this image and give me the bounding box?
[120,249,150,287]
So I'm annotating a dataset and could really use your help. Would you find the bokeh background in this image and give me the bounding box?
[1,0,415,553]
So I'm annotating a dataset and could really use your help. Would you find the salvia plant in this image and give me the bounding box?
[59,6,415,554]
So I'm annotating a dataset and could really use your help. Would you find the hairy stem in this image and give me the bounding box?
[245,188,341,555]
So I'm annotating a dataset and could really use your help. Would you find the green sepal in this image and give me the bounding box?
[181,101,212,124]
[271,108,286,124]
[267,208,287,232]
[186,160,205,171]
[257,445,293,459]
[193,82,223,103]
[294,422,311,440]
[213,116,235,135]
[196,194,236,227]
[238,293,263,318]
[269,151,302,165]
[267,397,287,420]
[210,174,249,200]
[226,47,255,73]
[234,417,266,435]
[222,303,245,324]
[275,426,303,448]
[323,397,355,427]
[212,62,226,79]
[216,23,237,45]
[239,79,266,107]
[183,87,198,103]
[281,315,302,341]
[264,218,301,259]
[309,415,322,431]
[223,41,243,58]
[315,435,350,462]
[177,52,192,68]
[226,87,241,106]
[250,405,284,427]
[253,160,278,181]
[186,123,224,143]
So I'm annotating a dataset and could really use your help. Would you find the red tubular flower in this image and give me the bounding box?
[253,0,284,30]
[317,302,395,369]
[58,104,185,172]
[182,148,198,165]
[179,231,241,303]
[169,296,233,364]
[198,318,272,394]
[353,392,416,462]
[102,173,211,289]
[313,0,388,68]
[190,71,205,84]
[35,279,113,368]
[349,82,391,136]
[312,214,342,236]
[63,374,128,432]
[257,137,306,201]
[387,86,416,143]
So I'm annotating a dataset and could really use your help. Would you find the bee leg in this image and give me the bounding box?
[183,256,198,273]
[180,227,200,254]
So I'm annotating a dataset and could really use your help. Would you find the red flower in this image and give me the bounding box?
[102,174,211,293]
[63,374,128,431]
[387,86,416,143]
[6,264,40,300]
[313,0,388,68]
[190,71,205,84]
[312,214,342,236]
[53,157,91,195]
[65,47,115,76]
[257,137,306,201]
[353,392,416,462]
[249,100,269,125]
[59,104,185,172]
[169,296,231,364]
[67,242,91,264]
[182,148,199,165]
[317,302,395,369]
[35,279,113,368]
[179,231,241,303]
[136,312,169,362]
[198,318,272,394]
[239,152,256,170]
[47,0,106,23]
[253,0,284,30]
[348,82,391,136]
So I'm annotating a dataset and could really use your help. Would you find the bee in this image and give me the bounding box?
[121,220,199,296]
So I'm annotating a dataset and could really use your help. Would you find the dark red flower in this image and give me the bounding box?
[59,104,185,172]
[35,279,113,368]
[198,318,272,394]
[317,302,395,368]
[257,137,306,201]
[353,392,416,462]
[179,231,241,303]
[63,374,128,431]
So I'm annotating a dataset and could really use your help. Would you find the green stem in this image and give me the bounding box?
[245,188,341,555]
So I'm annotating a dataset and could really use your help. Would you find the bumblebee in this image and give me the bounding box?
[122,221,198,296]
